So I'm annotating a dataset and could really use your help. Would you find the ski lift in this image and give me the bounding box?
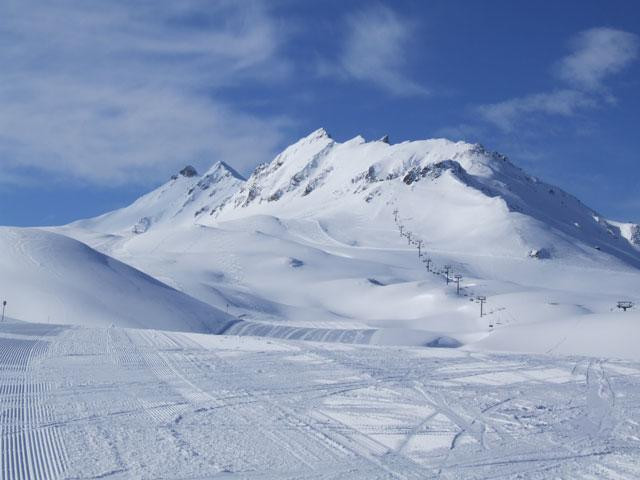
[617,301,633,312]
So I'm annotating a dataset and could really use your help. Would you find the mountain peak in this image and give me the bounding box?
[303,128,331,142]
[204,161,245,181]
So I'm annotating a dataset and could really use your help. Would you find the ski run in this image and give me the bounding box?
[0,321,639,479]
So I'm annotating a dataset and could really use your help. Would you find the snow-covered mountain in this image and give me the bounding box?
[70,161,244,235]
[208,128,639,264]
[33,129,640,356]
[67,128,640,266]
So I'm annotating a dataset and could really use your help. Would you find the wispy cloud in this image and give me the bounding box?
[321,4,427,97]
[477,90,595,132]
[557,27,640,90]
[0,0,291,185]
[476,27,639,132]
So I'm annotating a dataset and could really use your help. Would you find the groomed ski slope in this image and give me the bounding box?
[1,320,639,479]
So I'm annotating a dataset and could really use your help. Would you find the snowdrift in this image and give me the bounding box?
[0,227,236,332]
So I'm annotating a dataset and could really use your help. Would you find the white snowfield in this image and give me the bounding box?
[2,129,640,477]
[1,321,640,479]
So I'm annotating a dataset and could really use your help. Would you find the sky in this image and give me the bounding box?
[0,0,639,226]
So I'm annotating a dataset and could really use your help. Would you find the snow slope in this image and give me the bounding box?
[0,227,236,332]
[70,161,244,235]
[608,219,640,249]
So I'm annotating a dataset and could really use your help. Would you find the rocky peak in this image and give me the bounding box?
[179,165,198,178]
[306,127,331,141]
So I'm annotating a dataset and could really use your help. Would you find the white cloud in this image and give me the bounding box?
[476,27,638,132]
[557,27,639,90]
[0,81,290,183]
[337,4,427,96]
[433,123,486,142]
[0,0,291,185]
[477,90,594,132]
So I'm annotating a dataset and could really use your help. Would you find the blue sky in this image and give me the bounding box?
[1,0,639,226]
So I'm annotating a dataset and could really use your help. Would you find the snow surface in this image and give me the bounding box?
[0,227,235,333]
[1,320,639,479]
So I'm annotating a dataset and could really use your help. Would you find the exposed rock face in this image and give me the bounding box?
[133,217,151,234]
[180,166,198,178]
[630,224,640,246]
[225,129,335,209]
[403,160,466,185]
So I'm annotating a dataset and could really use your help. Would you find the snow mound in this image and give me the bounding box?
[472,311,640,359]
[0,227,236,332]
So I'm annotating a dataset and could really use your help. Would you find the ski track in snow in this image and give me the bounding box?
[0,325,69,480]
[0,322,639,478]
